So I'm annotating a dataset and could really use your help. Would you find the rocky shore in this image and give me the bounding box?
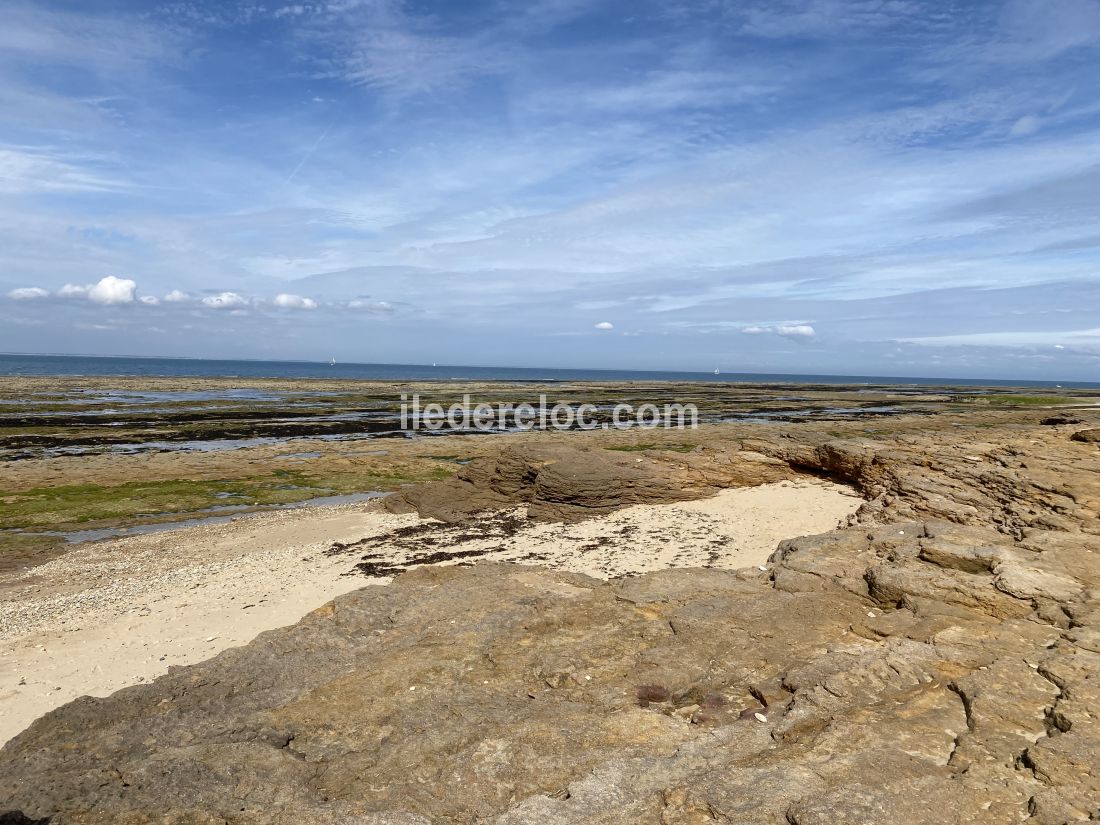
[1,410,1099,823]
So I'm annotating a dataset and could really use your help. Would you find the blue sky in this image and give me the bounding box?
[2,0,1099,378]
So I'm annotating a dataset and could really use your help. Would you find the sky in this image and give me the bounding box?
[1,0,1099,379]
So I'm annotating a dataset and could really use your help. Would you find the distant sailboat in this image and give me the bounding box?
[329,356,336,366]
[713,368,720,375]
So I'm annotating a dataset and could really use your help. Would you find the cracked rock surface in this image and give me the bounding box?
[2,413,1099,824]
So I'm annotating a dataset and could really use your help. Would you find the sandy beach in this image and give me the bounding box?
[0,478,859,746]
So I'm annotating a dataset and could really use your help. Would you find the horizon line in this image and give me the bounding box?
[0,351,1096,387]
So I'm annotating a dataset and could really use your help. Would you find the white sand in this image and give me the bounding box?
[0,480,860,745]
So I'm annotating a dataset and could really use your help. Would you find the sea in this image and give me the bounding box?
[1,353,1097,388]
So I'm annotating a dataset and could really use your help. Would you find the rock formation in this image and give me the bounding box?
[381,442,795,522]
[2,413,1099,824]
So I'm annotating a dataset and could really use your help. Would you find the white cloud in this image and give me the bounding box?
[594,321,614,330]
[346,299,394,313]
[87,275,136,305]
[139,295,160,305]
[273,293,318,309]
[202,292,249,309]
[7,286,49,300]
[12,277,138,305]
[57,283,88,298]
[742,323,816,339]
[776,324,816,338]
[163,290,191,303]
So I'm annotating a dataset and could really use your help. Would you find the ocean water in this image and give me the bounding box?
[1,353,1097,388]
